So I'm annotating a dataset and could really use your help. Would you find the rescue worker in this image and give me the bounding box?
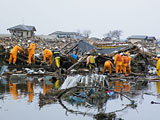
[114,52,123,73]
[156,54,160,76]
[9,44,23,65]
[28,40,36,65]
[122,53,129,74]
[43,48,53,65]
[102,60,113,74]
[86,52,96,70]
[53,46,60,68]
[95,53,104,72]
[126,51,132,73]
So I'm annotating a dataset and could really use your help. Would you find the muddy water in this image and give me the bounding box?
[0,76,160,120]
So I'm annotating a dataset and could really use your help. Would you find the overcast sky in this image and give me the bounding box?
[1,0,160,39]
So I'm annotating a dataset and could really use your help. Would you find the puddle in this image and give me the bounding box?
[0,76,160,120]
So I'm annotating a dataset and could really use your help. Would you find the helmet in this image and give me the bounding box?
[98,53,101,56]
[28,40,31,43]
[55,46,58,49]
[86,52,90,55]
[113,51,118,53]
[157,54,160,58]
[120,53,123,55]
[43,47,46,50]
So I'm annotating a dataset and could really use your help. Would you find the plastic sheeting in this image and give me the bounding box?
[0,65,8,75]
[60,74,108,89]
[60,75,82,89]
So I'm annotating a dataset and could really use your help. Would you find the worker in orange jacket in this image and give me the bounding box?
[43,48,53,65]
[9,45,23,65]
[114,53,123,73]
[102,60,113,74]
[28,41,36,65]
[122,53,129,74]
[126,51,132,73]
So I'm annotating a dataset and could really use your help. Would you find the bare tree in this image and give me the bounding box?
[83,30,91,38]
[104,30,123,41]
[76,29,81,36]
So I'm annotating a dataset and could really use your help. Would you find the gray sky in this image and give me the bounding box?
[1,0,160,39]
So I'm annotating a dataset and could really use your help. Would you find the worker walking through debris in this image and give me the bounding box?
[53,46,60,68]
[43,48,53,65]
[28,40,36,65]
[122,53,129,74]
[9,45,23,65]
[86,52,96,70]
[114,53,123,73]
[156,54,160,76]
[126,51,132,73]
[102,60,113,74]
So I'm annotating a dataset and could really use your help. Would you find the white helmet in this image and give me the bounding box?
[55,46,58,49]
[86,52,90,55]
[28,40,31,43]
[120,53,123,55]
[157,54,160,58]
[113,51,118,53]
[98,53,101,56]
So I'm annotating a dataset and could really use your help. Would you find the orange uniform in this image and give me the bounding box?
[28,43,36,64]
[102,60,113,74]
[114,54,123,73]
[122,55,129,74]
[43,49,53,64]
[9,45,23,64]
[126,52,131,73]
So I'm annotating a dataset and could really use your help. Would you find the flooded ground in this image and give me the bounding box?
[0,76,160,120]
